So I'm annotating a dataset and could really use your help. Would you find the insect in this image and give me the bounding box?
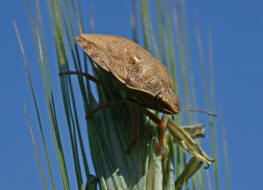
[75,34,181,114]
[60,34,214,158]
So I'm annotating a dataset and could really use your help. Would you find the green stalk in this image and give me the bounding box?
[14,22,50,190]
[195,17,219,190]
[30,0,70,188]
[220,106,230,190]
[24,105,48,190]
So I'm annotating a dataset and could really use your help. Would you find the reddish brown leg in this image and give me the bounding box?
[59,71,120,91]
[60,71,126,119]
[126,109,140,153]
[86,98,128,119]
[142,108,166,160]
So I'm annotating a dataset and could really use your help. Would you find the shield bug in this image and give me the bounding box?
[60,34,214,158]
[75,34,181,114]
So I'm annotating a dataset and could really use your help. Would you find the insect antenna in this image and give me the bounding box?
[182,109,217,117]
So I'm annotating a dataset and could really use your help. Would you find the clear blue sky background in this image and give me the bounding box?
[1,0,262,189]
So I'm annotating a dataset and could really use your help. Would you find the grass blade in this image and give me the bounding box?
[195,15,219,190]
[24,105,48,190]
[175,157,202,190]
[14,21,56,190]
[26,1,71,188]
[220,106,230,190]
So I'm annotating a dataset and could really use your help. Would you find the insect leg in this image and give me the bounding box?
[59,71,120,91]
[126,107,140,153]
[142,108,166,160]
[86,98,128,119]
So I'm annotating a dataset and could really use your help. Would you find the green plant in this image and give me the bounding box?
[15,0,229,189]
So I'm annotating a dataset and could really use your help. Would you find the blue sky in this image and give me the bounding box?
[1,0,263,189]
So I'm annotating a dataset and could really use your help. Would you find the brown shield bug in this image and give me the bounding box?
[60,34,215,158]
[75,34,181,114]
